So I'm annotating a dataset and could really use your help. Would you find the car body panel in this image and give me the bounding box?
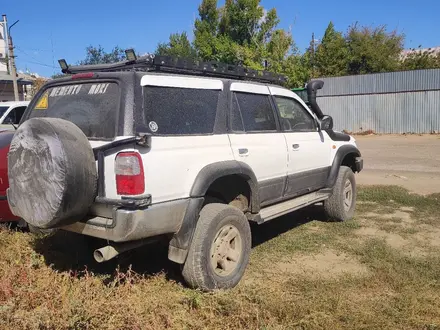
[0,130,18,222]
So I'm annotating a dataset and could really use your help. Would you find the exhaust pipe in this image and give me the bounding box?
[93,239,153,263]
[94,246,121,263]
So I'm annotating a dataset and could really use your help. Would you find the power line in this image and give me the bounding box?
[16,47,42,61]
[20,60,58,69]
[50,31,55,72]
[16,47,53,52]
[15,47,58,69]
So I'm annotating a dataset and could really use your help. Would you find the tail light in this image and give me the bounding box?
[115,152,145,195]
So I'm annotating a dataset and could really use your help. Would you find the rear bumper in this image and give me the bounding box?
[61,198,189,242]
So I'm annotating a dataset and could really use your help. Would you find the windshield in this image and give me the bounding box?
[29,82,119,139]
[0,106,10,118]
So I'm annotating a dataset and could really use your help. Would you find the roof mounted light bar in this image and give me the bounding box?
[58,49,287,85]
[125,48,137,62]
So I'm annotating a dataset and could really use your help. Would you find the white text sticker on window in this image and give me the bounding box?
[88,83,110,95]
[49,85,82,97]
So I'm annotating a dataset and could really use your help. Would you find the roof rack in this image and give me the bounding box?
[58,50,287,85]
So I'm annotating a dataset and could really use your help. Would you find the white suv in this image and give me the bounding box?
[7,54,363,291]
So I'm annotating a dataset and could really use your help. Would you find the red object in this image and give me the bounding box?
[71,72,94,79]
[115,152,145,195]
[0,131,19,222]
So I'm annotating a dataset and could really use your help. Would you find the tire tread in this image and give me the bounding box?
[324,166,356,221]
[182,203,251,291]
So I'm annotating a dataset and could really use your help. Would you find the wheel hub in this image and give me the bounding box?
[344,179,353,212]
[210,225,242,277]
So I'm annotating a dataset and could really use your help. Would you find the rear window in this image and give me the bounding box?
[29,82,119,139]
[143,86,219,135]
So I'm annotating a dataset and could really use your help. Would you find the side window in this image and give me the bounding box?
[234,92,276,132]
[4,106,27,124]
[143,87,220,135]
[275,97,316,132]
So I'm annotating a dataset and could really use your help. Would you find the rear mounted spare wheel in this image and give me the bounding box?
[7,118,97,229]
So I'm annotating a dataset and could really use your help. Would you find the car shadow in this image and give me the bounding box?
[32,231,183,285]
[251,204,328,248]
[32,204,328,285]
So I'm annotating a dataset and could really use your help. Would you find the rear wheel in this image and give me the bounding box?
[324,166,356,221]
[182,203,251,291]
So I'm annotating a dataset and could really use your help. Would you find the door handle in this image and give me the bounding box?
[238,148,249,156]
[292,144,300,151]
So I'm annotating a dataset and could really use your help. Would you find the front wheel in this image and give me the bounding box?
[323,166,357,221]
[182,203,251,291]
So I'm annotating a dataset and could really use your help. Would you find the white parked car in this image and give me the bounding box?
[0,101,29,130]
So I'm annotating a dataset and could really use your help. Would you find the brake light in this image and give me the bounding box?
[72,72,94,79]
[115,152,145,195]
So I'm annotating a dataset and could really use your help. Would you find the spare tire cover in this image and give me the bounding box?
[8,118,97,229]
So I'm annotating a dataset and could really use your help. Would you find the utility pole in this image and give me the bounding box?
[1,15,9,72]
[310,32,315,77]
[2,15,19,101]
[8,34,19,101]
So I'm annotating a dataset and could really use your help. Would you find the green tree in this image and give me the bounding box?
[79,45,125,65]
[219,0,265,46]
[314,22,348,77]
[345,24,404,75]
[192,0,301,77]
[194,0,220,60]
[155,0,314,87]
[156,32,197,58]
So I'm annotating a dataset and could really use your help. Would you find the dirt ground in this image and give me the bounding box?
[354,134,440,194]
[3,186,440,329]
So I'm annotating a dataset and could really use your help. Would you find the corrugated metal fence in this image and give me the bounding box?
[315,69,440,133]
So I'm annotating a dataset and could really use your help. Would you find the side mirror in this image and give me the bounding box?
[319,115,333,131]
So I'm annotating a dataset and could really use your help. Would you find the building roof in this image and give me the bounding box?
[0,72,33,85]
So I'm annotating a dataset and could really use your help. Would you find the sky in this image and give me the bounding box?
[1,0,439,78]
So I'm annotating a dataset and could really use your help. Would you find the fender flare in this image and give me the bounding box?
[326,145,362,188]
[168,160,260,264]
[190,160,260,213]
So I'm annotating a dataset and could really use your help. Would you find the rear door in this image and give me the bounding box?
[228,83,288,207]
[269,86,332,197]
[27,81,123,206]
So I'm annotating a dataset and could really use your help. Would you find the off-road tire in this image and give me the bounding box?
[182,203,251,291]
[7,118,97,229]
[324,166,356,221]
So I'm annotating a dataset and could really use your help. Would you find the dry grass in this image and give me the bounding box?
[1,186,440,329]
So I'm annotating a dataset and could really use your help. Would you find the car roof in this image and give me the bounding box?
[0,101,30,107]
[137,71,292,91]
